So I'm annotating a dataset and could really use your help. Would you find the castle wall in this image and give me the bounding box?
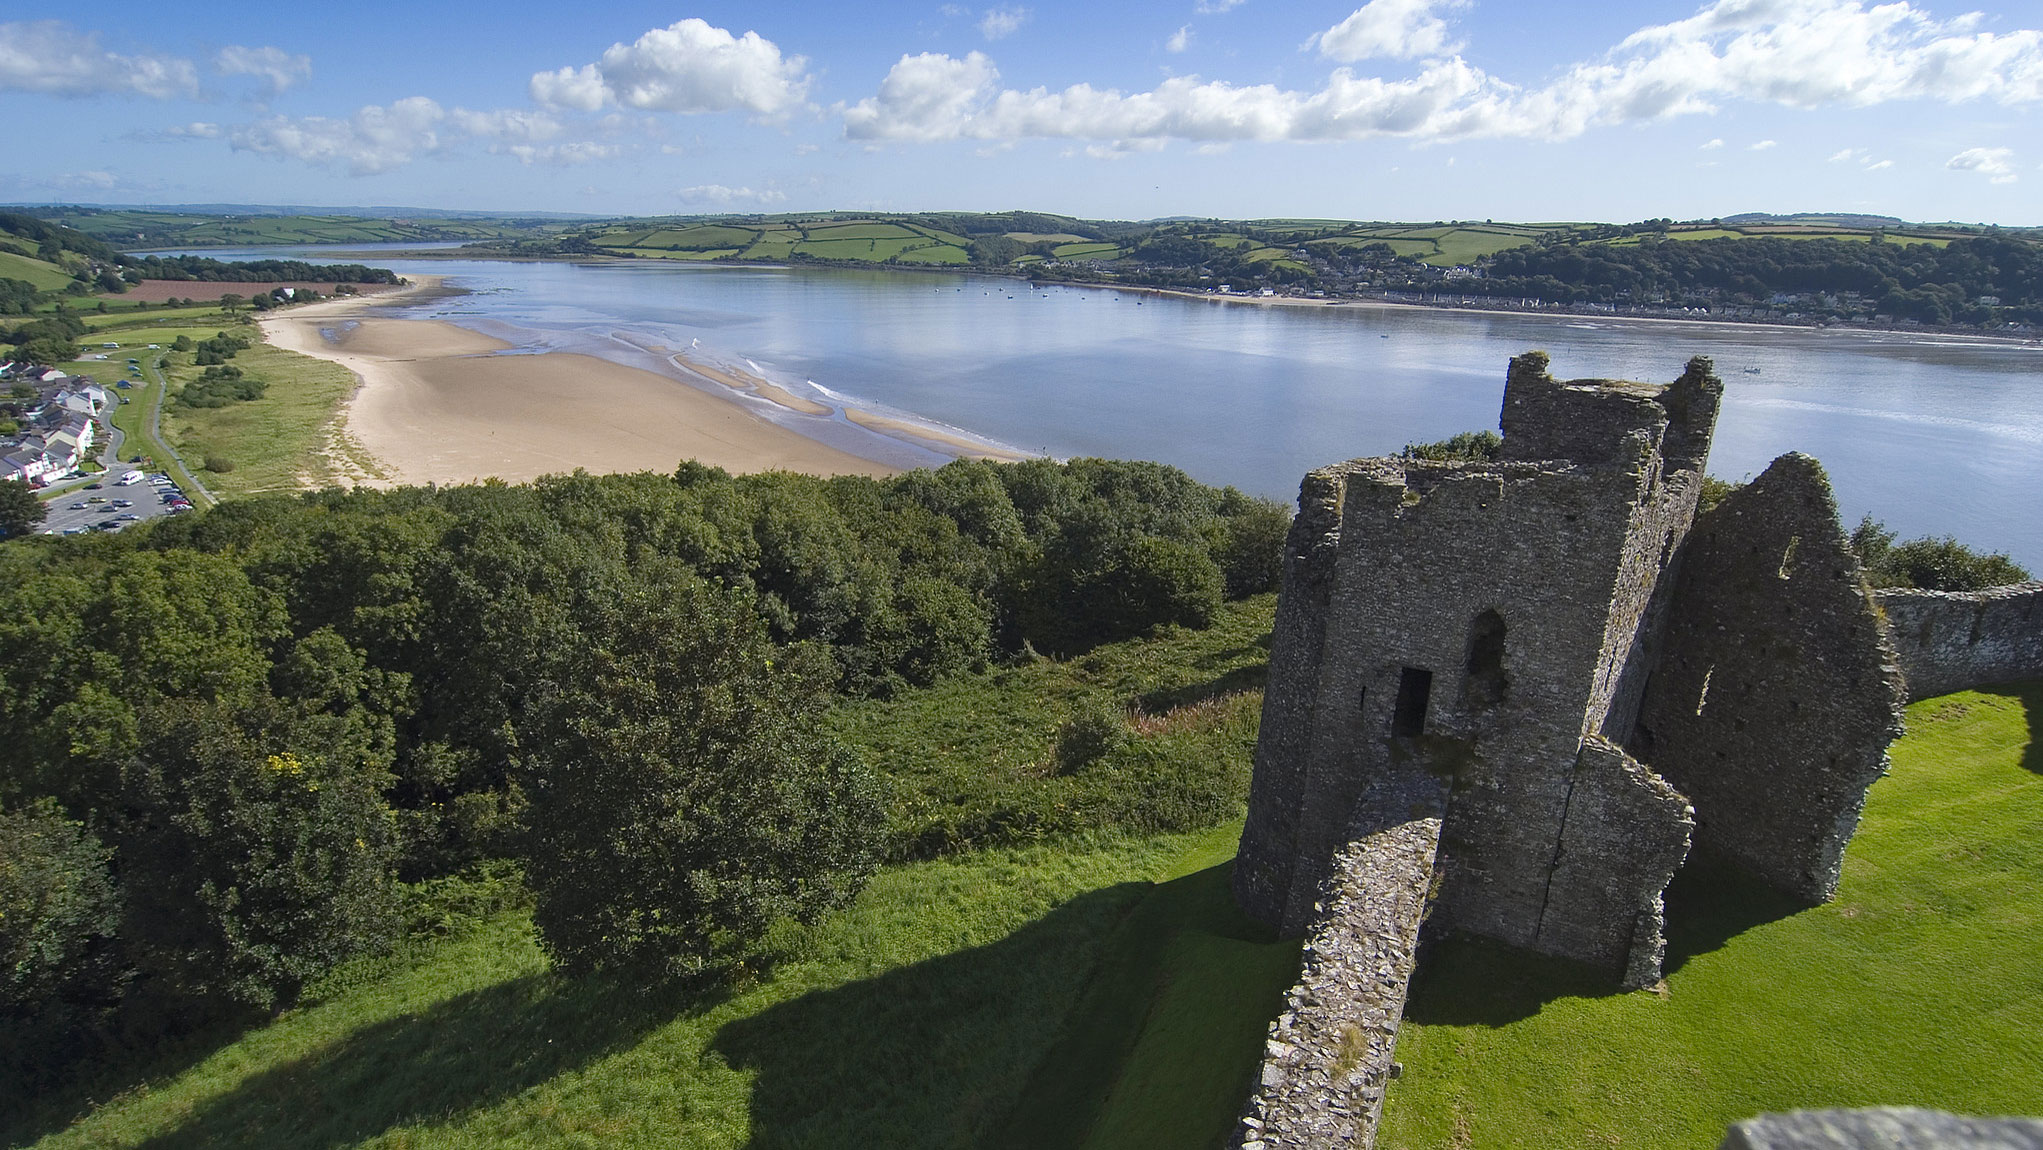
[1233,774,1447,1150]
[1632,454,1906,903]
[1874,582,2043,701]
[1538,737,1693,987]
[1235,469,1352,927]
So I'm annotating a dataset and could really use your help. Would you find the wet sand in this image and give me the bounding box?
[261,295,899,485]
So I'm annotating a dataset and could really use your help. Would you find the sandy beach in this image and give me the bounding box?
[260,283,899,486]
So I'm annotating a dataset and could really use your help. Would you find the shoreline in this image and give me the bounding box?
[370,247,2041,349]
[258,284,906,487]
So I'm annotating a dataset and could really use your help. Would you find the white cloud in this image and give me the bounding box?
[844,0,2043,148]
[1702,137,1725,148]
[1167,25,1193,53]
[1827,147,1858,161]
[1866,158,1893,169]
[229,96,446,176]
[1194,0,1245,12]
[980,7,1030,40]
[1750,138,1777,149]
[449,107,565,143]
[167,121,223,139]
[679,184,788,205]
[215,44,311,95]
[1314,0,1466,62]
[1947,145,2018,182]
[506,141,619,166]
[54,170,117,191]
[0,20,198,99]
[531,19,808,117]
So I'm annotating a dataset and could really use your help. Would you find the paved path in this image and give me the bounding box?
[140,356,217,506]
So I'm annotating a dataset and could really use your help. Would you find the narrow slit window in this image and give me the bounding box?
[1392,667,1433,737]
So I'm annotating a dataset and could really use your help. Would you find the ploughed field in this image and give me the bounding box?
[12,612,2038,1148]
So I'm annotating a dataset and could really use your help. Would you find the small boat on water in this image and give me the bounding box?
[1744,366,1762,374]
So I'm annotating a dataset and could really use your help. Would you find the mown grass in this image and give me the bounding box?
[1379,681,2043,1149]
[12,825,1295,1150]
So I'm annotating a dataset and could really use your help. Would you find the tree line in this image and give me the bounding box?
[0,458,1289,1092]
[1470,234,2043,324]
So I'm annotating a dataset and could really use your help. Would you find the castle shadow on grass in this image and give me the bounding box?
[130,970,713,1150]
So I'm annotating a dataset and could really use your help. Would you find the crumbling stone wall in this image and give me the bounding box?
[1633,454,1906,903]
[1721,1108,2043,1149]
[1875,582,2043,701]
[1233,774,1447,1150]
[1235,354,1906,1150]
[1236,354,1721,976]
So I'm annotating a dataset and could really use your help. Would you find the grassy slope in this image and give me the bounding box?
[0,250,76,292]
[1380,682,2043,1149]
[13,625,2035,1149]
[16,830,1293,1150]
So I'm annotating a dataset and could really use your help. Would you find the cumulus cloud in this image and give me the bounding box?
[844,0,2043,148]
[1167,25,1193,53]
[531,19,808,117]
[679,183,787,205]
[1947,145,2018,182]
[980,7,1030,40]
[1750,138,1777,149]
[0,20,198,99]
[1195,0,1246,12]
[230,96,446,175]
[166,121,223,139]
[1313,0,1466,62]
[215,44,311,95]
[1701,137,1725,148]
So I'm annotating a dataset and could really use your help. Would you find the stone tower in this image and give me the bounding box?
[1229,353,1906,1150]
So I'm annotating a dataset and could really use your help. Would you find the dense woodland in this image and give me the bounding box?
[0,459,1289,1094]
[1467,233,2043,325]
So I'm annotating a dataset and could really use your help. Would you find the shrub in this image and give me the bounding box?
[1851,516,2030,591]
[204,455,236,473]
[1053,697,1128,775]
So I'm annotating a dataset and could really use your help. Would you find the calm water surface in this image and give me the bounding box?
[205,249,2043,568]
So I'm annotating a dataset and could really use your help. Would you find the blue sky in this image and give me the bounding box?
[3,0,2039,222]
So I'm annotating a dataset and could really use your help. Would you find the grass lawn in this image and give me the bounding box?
[13,825,1294,1150]
[1379,681,2043,1149]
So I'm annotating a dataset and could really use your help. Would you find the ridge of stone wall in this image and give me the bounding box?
[1633,453,1906,903]
[1874,582,2043,701]
[1234,773,1448,1150]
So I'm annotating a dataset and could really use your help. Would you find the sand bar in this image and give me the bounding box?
[261,301,898,486]
[673,354,832,416]
[846,408,1033,463]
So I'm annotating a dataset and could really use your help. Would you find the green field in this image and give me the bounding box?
[1381,682,2043,1148]
[37,210,546,249]
[0,249,77,292]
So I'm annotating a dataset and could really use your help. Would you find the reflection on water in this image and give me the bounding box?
[208,248,2043,568]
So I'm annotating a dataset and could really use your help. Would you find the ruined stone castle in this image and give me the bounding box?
[1231,352,1909,1150]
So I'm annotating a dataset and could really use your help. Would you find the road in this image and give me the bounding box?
[140,356,218,506]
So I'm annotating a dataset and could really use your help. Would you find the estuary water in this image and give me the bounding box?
[199,248,2043,568]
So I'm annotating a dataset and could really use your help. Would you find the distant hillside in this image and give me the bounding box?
[24,207,577,250]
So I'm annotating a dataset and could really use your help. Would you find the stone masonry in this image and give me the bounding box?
[1233,353,1909,1149]
[1875,581,2043,702]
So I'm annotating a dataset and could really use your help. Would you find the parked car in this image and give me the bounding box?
[115,514,141,522]
[69,501,87,510]
[86,496,106,504]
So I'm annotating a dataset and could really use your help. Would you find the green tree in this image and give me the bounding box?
[0,799,123,1091]
[0,479,46,540]
[516,567,881,981]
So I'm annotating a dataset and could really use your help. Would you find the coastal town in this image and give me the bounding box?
[0,355,194,531]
